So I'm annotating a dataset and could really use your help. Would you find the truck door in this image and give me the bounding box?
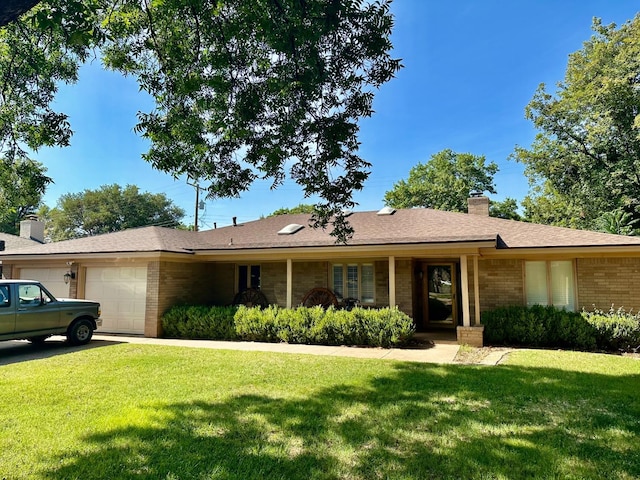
[16,284,61,334]
[0,285,14,334]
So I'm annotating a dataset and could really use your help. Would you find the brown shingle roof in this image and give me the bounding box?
[193,209,640,250]
[0,233,43,251]
[0,226,201,256]
[2,208,640,258]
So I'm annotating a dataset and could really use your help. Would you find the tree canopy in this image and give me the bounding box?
[104,0,399,242]
[0,158,50,234]
[1,0,401,243]
[515,15,640,234]
[0,0,104,233]
[269,204,316,216]
[384,149,499,212]
[44,184,185,240]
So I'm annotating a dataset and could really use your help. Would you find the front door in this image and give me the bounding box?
[423,264,457,327]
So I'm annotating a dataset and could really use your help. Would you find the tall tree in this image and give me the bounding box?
[0,0,103,234]
[0,158,50,234]
[102,0,401,242]
[515,15,640,232]
[1,0,400,243]
[384,149,499,212]
[47,184,185,240]
[489,198,521,221]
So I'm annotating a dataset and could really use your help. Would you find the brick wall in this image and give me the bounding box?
[577,257,640,311]
[477,259,524,311]
[2,263,13,279]
[261,262,287,305]
[145,261,233,337]
[261,261,329,306]
[294,262,329,305]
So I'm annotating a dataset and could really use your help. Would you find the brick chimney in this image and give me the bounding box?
[20,218,45,243]
[468,193,489,216]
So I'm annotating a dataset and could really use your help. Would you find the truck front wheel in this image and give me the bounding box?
[67,319,94,346]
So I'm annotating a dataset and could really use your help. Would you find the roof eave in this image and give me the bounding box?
[192,239,498,260]
[0,249,196,261]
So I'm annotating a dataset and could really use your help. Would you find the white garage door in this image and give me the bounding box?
[85,266,147,334]
[19,268,70,299]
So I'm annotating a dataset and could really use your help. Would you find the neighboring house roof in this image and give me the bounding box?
[0,232,43,251]
[2,208,640,258]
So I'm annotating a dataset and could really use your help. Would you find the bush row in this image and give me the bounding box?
[482,304,640,352]
[162,305,415,348]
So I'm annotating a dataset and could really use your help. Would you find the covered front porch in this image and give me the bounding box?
[194,243,488,345]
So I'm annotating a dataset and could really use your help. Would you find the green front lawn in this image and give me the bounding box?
[1,344,639,479]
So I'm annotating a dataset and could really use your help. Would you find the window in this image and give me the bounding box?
[238,265,260,292]
[525,260,575,311]
[18,284,51,307]
[331,263,375,304]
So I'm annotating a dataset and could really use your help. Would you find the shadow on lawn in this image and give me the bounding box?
[44,362,640,479]
[0,338,121,366]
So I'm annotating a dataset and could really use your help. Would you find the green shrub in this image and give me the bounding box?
[482,305,597,350]
[582,306,640,352]
[234,305,280,342]
[275,307,314,344]
[162,304,415,347]
[162,305,237,340]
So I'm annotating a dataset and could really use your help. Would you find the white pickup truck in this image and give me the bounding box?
[0,280,101,345]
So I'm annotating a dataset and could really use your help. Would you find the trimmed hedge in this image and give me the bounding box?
[162,305,237,340]
[482,304,640,352]
[162,305,415,348]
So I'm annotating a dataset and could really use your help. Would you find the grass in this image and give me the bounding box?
[0,344,639,479]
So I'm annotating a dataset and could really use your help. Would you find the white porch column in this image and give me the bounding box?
[473,255,481,325]
[388,256,396,307]
[460,254,471,327]
[286,258,293,309]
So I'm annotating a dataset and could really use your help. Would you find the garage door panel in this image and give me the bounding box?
[19,268,70,299]
[85,266,147,334]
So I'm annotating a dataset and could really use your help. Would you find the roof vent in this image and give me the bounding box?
[278,223,304,235]
[377,206,396,216]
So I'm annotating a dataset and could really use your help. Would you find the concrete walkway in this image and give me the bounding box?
[93,334,463,364]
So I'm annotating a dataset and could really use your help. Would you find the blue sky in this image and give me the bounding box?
[36,1,640,229]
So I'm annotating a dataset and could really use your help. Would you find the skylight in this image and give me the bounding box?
[277,224,304,235]
[377,206,396,216]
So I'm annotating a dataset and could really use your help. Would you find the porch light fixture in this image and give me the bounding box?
[63,271,76,284]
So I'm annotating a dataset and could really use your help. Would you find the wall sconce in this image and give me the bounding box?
[63,271,76,284]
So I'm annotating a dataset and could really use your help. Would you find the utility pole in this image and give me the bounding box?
[186,178,205,232]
